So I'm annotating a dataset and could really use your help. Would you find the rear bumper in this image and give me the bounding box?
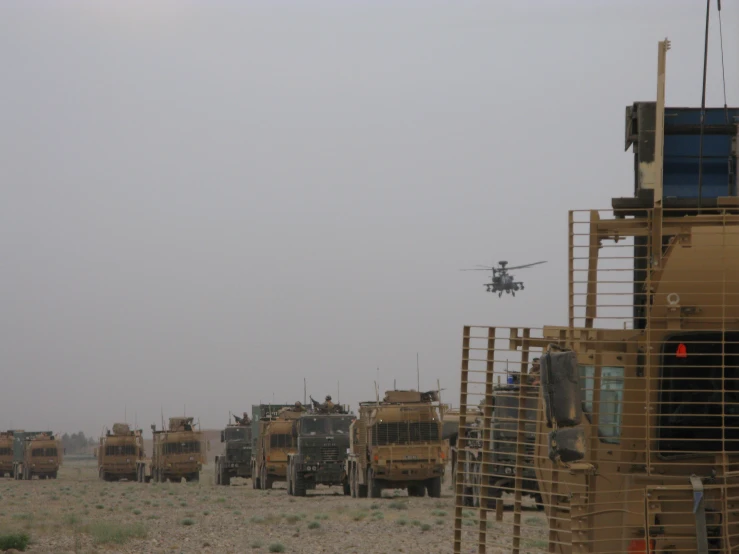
[374,463,445,481]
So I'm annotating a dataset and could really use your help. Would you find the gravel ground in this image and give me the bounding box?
[0,460,547,553]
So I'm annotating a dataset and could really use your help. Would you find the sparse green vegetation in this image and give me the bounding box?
[95,504,104,510]
[352,511,367,521]
[388,500,408,510]
[396,517,408,526]
[435,519,444,525]
[421,523,432,532]
[268,544,285,553]
[307,521,320,530]
[525,516,544,526]
[251,540,263,548]
[85,522,147,545]
[284,514,300,524]
[431,509,447,517]
[0,532,30,551]
[132,509,142,515]
[181,518,195,526]
[369,503,380,510]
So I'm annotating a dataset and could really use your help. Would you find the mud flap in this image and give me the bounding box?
[690,474,708,554]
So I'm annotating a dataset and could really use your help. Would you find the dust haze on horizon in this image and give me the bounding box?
[1,1,737,438]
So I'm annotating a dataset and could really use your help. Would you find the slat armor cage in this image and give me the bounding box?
[453,207,739,554]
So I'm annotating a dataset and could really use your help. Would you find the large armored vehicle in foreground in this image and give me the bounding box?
[12,431,62,480]
[0,432,13,478]
[96,423,144,482]
[251,403,300,489]
[215,412,252,486]
[136,417,205,483]
[346,389,446,498]
[452,40,739,554]
[286,399,354,496]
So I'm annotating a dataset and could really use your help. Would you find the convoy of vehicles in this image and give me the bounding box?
[136,417,205,483]
[345,389,446,498]
[286,406,354,496]
[96,423,145,482]
[12,431,62,480]
[215,413,252,486]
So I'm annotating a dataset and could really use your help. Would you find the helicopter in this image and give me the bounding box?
[461,260,547,297]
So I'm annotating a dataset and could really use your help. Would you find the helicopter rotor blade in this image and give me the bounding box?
[460,268,495,271]
[504,261,547,271]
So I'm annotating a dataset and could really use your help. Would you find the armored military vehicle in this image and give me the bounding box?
[286,400,353,496]
[452,39,739,554]
[251,403,301,489]
[136,417,205,483]
[0,432,14,477]
[346,389,446,498]
[215,412,252,486]
[12,431,62,480]
[96,423,144,482]
[456,383,541,508]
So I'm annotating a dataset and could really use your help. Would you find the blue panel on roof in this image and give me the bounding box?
[662,107,738,199]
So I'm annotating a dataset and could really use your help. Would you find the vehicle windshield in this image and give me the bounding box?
[225,428,249,441]
[162,441,201,455]
[331,417,353,434]
[301,417,328,435]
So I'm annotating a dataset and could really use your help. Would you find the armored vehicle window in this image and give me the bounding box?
[371,422,439,445]
[597,367,624,444]
[658,332,739,457]
[105,445,137,456]
[32,448,57,457]
[224,428,249,441]
[301,418,327,435]
[331,417,352,434]
[0,447,12,456]
[162,441,201,455]
[270,434,294,448]
[579,365,595,414]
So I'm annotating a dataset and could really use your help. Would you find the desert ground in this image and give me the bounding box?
[0,459,548,553]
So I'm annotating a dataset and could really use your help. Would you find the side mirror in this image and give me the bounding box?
[220,431,225,443]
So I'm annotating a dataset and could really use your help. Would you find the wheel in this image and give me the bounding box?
[534,493,544,511]
[427,477,442,498]
[357,466,368,498]
[215,461,221,485]
[190,472,200,483]
[343,480,351,496]
[286,461,294,495]
[293,465,306,497]
[368,469,382,499]
[221,471,230,486]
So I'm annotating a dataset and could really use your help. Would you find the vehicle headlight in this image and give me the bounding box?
[126,459,130,463]
[189,456,194,461]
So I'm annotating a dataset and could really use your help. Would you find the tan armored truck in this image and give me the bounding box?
[0,432,13,478]
[136,417,205,483]
[346,390,446,498]
[12,431,62,480]
[96,423,144,482]
[251,403,301,489]
[452,39,739,554]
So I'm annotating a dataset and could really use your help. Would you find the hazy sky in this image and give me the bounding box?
[1,1,737,438]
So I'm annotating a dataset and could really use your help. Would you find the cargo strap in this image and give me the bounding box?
[690,474,708,554]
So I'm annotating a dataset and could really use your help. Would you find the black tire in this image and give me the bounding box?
[357,466,368,498]
[343,480,351,496]
[368,469,382,499]
[221,471,230,486]
[190,472,200,483]
[293,467,306,497]
[409,483,426,497]
[215,461,221,485]
[534,493,544,511]
[252,462,260,489]
[427,477,442,498]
